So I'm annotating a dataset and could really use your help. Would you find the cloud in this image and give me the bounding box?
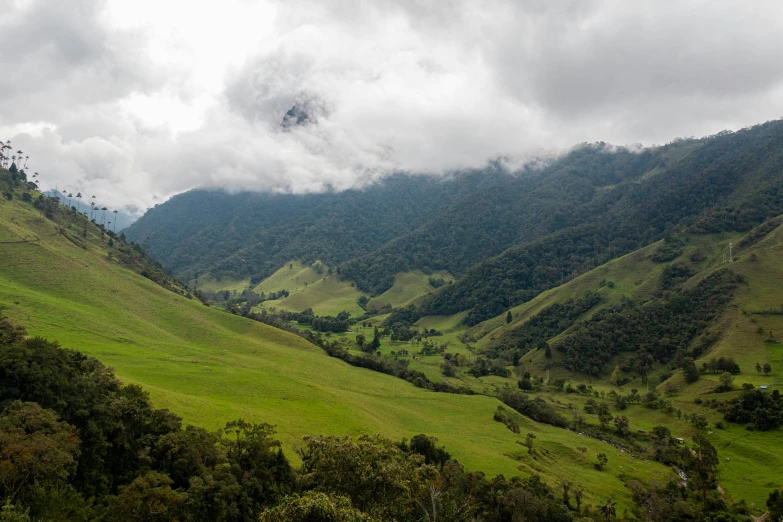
[2,0,783,213]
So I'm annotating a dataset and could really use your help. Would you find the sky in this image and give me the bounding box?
[2,0,783,214]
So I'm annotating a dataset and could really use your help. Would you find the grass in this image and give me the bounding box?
[367,270,452,310]
[358,223,783,509]
[0,193,680,510]
[253,260,325,295]
[261,274,365,316]
[194,274,250,293]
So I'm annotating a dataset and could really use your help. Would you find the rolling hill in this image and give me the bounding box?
[0,170,677,511]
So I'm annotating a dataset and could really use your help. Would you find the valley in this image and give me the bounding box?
[4,119,783,520]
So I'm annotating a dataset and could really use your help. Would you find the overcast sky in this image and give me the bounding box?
[2,0,783,213]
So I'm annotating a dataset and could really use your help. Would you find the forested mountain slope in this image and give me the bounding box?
[129,119,783,327]
[418,120,783,324]
[339,145,661,294]
[125,171,505,281]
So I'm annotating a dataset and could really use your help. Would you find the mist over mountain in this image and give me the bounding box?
[128,119,783,325]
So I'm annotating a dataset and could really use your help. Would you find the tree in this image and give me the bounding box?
[260,492,378,522]
[406,434,451,467]
[356,334,365,349]
[764,363,773,375]
[298,434,436,520]
[544,344,552,359]
[518,371,533,391]
[614,415,629,437]
[102,472,187,522]
[369,332,381,352]
[75,192,81,212]
[599,497,617,521]
[690,413,708,430]
[756,362,762,374]
[682,357,699,383]
[506,310,512,324]
[715,371,733,392]
[685,434,719,503]
[523,433,536,453]
[0,402,79,504]
[595,453,608,471]
[113,209,118,232]
[560,480,572,509]
[767,487,783,522]
[611,365,621,386]
[598,410,613,429]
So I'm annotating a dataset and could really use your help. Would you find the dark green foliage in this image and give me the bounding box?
[493,406,521,433]
[650,236,684,262]
[724,388,783,430]
[556,269,741,376]
[403,434,451,467]
[0,401,80,505]
[683,357,700,383]
[415,121,783,324]
[490,292,602,360]
[702,356,741,375]
[768,488,783,522]
[259,491,376,522]
[657,262,697,294]
[0,316,294,521]
[0,334,174,497]
[342,145,661,297]
[468,356,510,377]
[496,388,569,428]
[126,173,492,281]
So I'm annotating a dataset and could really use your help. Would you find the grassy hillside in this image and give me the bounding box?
[367,269,453,310]
[254,260,325,294]
[261,273,365,316]
[195,274,250,293]
[0,187,680,510]
[314,221,783,511]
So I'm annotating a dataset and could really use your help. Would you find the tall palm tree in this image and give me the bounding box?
[67,193,73,208]
[90,195,96,220]
[76,192,82,212]
[102,207,107,226]
[599,497,617,521]
[23,156,29,169]
[113,209,118,232]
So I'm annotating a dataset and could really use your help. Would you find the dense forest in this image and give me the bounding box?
[125,171,503,281]
[338,146,660,294]
[556,269,742,376]
[418,121,783,324]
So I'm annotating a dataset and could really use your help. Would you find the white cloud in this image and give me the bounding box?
[1,0,783,213]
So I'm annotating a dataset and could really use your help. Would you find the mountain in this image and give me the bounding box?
[0,166,680,513]
[417,120,783,324]
[125,171,504,282]
[129,119,783,327]
[6,120,783,515]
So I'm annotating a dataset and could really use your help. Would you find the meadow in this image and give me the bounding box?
[0,195,677,511]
